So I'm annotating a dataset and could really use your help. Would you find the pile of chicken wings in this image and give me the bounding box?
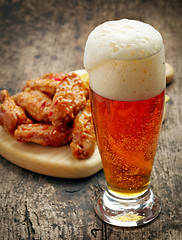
[0,72,96,160]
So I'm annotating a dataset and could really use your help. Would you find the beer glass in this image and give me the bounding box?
[84,19,165,227]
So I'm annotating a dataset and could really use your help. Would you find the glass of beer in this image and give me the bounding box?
[84,19,165,227]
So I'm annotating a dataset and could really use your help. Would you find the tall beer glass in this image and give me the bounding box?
[84,19,165,227]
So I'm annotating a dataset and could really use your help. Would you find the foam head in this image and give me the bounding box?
[84,19,166,101]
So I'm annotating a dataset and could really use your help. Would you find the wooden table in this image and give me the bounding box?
[0,0,181,239]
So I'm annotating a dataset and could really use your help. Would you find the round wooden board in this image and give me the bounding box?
[0,126,102,178]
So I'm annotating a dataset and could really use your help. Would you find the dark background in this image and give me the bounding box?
[0,0,181,239]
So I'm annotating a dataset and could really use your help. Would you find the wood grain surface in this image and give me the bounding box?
[0,0,181,239]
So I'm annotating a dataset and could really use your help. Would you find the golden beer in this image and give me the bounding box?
[90,89,165,198]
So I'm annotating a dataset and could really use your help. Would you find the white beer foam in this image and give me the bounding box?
[84,19,166,101]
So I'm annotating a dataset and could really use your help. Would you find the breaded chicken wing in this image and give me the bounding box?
[49,72,87,125]
[14,123,72,147]
[23,72,68,97]
[13,90,52,122]
[70,100,96,159]
[0,90,32,134]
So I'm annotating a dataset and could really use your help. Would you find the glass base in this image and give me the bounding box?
[94,188,161,227]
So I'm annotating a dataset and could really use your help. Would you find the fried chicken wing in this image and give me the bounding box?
[70,100,96,160]
[23,73,68,97]
[0,90,32,134]
[14,123,72,147]
[13,90,52,122]
[49,72,87,125]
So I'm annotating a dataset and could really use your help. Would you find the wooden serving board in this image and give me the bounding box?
[0,126,102,178]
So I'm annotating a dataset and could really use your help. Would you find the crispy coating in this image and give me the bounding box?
[0,90,32,134]
[42,72,68,80]
[14,123,72,147]
[49,72,87,125]
[13,90,52,122]
[70,100,96,160]
[23,72,68,97]
[82,80,89,100]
